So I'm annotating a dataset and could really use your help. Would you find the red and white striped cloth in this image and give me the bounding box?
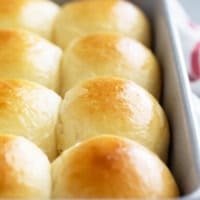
[173,0,200,124]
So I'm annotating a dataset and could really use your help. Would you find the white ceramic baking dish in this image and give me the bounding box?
[53,0,200,199]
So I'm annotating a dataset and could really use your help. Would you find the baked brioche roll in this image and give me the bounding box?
[52,135,179,198]
[0,79,61,160]
[53,0,151,49]
[58,77,169,160]
[0,134,51,198]
[61,33,160,97]
[0,0,59,40]
[0,29,62,92]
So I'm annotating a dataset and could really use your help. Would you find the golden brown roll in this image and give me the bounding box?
[0,29,62,92]
[0,0,59,40]
[61,33,160,98]
[58,77,169,160]
[0,134,51,198]
[53,0,151,49]
[0,79,61,161]
[52,135,179,198]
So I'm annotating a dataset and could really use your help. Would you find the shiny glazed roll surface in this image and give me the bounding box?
[53,0,151,49]
[52,135,179,198]
[0,29,62,91]
[0,79,61,160]
[0,134,51,198]
[58,77,169,160]
[0,0,59,39]
[61,32,160,97]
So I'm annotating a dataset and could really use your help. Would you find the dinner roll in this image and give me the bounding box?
[58,77,169,160]
[53,0,150,49]
[0,29,62,91]
[52,135,179,198]
[61,33,160,98]
[0,134,51,198]
[0,79,61,161]
[0,0,59,39]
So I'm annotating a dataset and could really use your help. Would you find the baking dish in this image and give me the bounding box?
[53,0,200,199]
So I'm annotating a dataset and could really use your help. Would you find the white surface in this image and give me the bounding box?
[181,0,200,23]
